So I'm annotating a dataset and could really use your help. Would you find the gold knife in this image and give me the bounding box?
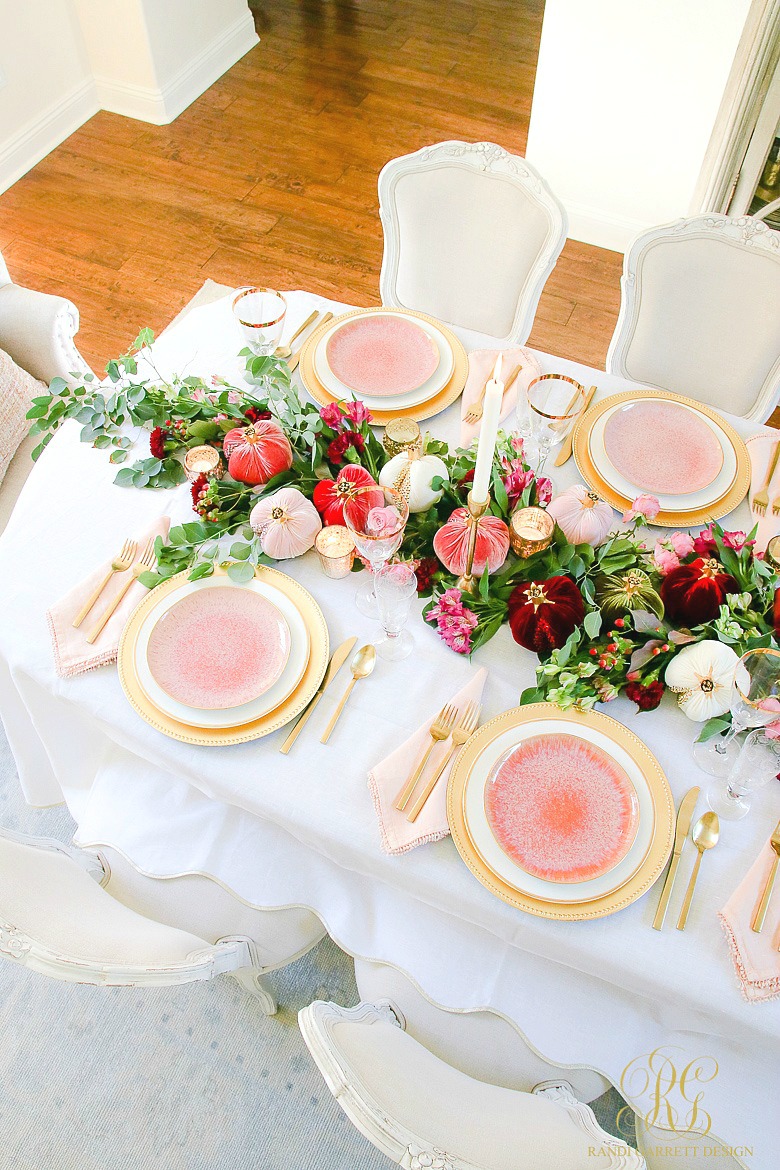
[278,635,357,754]
[554,384,597,466]
[652,785,700,930]
[288,311,334,373]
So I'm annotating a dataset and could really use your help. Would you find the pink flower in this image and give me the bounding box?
[431,588,467,617]
[670,531,695,557]
[426,589,478,654]
[367,505,401,535]
[344,400,372,426]
[693,525,717,556]
[764,721,780,740]
[722,530,753,551]
[511,436,524,455]
[227,391,241,405]
[501,459,534,508]
[190,387,207,401]
[653,543,680,575]
[535,476,552,506]
[622,494,661,523]
[320,402,344,429]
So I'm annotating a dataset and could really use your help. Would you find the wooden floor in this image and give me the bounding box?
[0,0,624,374]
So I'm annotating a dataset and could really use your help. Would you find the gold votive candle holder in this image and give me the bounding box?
[315,526,356,579]
[510,506,555,558]
[383,418,423,459]
[766,535,780,572]
[184,445,223,482]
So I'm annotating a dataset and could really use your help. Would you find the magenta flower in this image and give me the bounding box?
[320,402,344,429]
[622,494,661,523]
[535,476,553,506]
[670,531,695,558]
[426,589,478,654]
[501,459,534,508]
[344,400,372,426]
[722,530,753,551]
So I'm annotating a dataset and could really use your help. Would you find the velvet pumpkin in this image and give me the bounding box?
[249,487,322,560]
[660,556,739,627]
[546,485,613,547]
[312,465,378,526]
[597,568,664,620]
[433,508,510,576]
[224,420,293,486]
[508,576,585,653]
[379,450,449,513]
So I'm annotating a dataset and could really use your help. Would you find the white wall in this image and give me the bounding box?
[526,0,752,252]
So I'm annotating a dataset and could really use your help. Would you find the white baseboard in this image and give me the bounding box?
[0,78,99,195]
[93,12,259,126]
[564,202,650,254]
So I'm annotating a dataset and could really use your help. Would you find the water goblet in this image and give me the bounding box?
[232,287,287,356]
[706,727,780,821]
[343,484,409,618]
[693,647,780,777]
[374,562,418,661]
[525,374,586,470]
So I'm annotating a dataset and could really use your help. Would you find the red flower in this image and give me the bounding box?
[507,576,585,653]
[625,680,665,711]
[190,472,208,509]
[327,433,352,464]
[659,556,739,626]
[244,406,271,424]
[313,465,377,526]
[415,557,438,595]
[349,430,365,454]
[692,525,717,557]
[149,426,167,459]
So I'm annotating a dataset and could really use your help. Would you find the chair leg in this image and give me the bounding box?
[231,967,277,1015]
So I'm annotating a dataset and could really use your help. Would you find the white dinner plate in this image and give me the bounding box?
[588,398,738,511]
[313,310,454,409]
[135,575,311,729]
[462,718,656,904]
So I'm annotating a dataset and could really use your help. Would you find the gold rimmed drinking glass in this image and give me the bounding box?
[343,484,409,619]
[232,287,287,356]
[693,647,780,777]
[524,374,586,470]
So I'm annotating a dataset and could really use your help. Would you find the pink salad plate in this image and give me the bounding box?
[146,586,291,711]
[325,314,440,398]
[484,733,640,884]
[603,399,723,496]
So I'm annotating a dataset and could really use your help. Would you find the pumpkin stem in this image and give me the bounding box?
[584,492,600,509]
[700,558,722,578]
[526,582,548,611]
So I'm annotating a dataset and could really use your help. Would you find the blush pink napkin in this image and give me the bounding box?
[719,840,780,1003]
[47,518,170,678]
[746,434,780,553]
[368,667,488,855]
[460,347,541,448]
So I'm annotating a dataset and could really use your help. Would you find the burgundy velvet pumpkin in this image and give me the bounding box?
[508,576,585,653]
[224,420,293,486]
[659,556,739,627]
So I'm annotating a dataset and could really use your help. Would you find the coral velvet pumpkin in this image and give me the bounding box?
[312,465,378,526]
[249,487,322,560]
[508,576,585,653]
[546,485,613,547]
[433,508,510,576]
[660,556,739,627]
[224,420,293,486]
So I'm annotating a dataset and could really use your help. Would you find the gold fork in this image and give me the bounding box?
[72,539,137,628]
[752,819,780,933]
[407,701,481,822]
[394,703,457,812]
[86,540,157,644]
[751,440,780,517]
[463,363,522,426]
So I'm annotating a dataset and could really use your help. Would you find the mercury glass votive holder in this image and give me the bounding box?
[510,506,555,558]
[315,526,356,579]
[184,445,223,482]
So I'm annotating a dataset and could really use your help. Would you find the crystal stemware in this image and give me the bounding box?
[706,728,780,821]
[524,374,585,470]
[693,647,780,777]
[232,287,287,356]
[374,562,417,661]
[343,484,409,618]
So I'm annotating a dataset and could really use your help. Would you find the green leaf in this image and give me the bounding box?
[48,377,68,395]
[113,467,137,485]
[696,716,731,743]
[189,562,214,581]
[94,435,112,449]
[583,608,602,638]
[227,560,256,584]
[519,687,543,706]
[478,563,491,601]
[25,403,49,419]
[229,542,252,560]
[138,571,164,589]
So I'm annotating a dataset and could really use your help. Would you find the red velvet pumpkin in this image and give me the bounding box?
[312,465,378,526]
[433,508,510,576]
[659,556,739,627]
[224,420,293,486]
[508,576,585,653]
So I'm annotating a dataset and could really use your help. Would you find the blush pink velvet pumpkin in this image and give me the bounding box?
[433,507,510,576]
[249,487,322,560]
[546,485,614,547]
[224,420,293,486]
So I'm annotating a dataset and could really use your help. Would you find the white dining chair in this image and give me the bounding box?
[0,249,92,386]
[606,212,780,422]
[0,827,322,1013]
[378,141,568,344]
[299,999,645,1169]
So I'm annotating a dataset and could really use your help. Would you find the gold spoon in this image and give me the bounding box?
[676,812,720,930]
[320,644,376,744]
[274,309,319,359]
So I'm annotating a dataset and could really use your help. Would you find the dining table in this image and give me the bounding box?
[0,287,777,1169]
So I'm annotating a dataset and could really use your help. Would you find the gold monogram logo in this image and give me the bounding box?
[618,1047,719,1137]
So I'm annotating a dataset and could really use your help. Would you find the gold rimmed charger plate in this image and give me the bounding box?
[298,307,469,424]
[447,704,675,921]
[118,566,329,746]
[572,390,750,527]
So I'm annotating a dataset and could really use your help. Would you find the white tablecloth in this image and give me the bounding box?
[1,290,778,1168]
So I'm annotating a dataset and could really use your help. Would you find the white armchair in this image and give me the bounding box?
[0,249,92,386]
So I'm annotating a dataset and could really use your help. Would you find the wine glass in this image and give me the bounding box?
[693,647,780,776]
[706,728,780,821]
[343,484,409,618]
[232,287,287,356]
[374,562,418,661]
[525,374,585,470]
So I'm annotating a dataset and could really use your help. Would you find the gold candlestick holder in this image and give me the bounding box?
[456,491,490,595]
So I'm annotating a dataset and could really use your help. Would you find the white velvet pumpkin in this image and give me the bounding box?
[249,487,322,560]
[379,450,448,514]
[546,484,614,547]
[664,640,739,721]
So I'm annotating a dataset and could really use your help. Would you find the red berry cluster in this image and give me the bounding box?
[191,473,219,521]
